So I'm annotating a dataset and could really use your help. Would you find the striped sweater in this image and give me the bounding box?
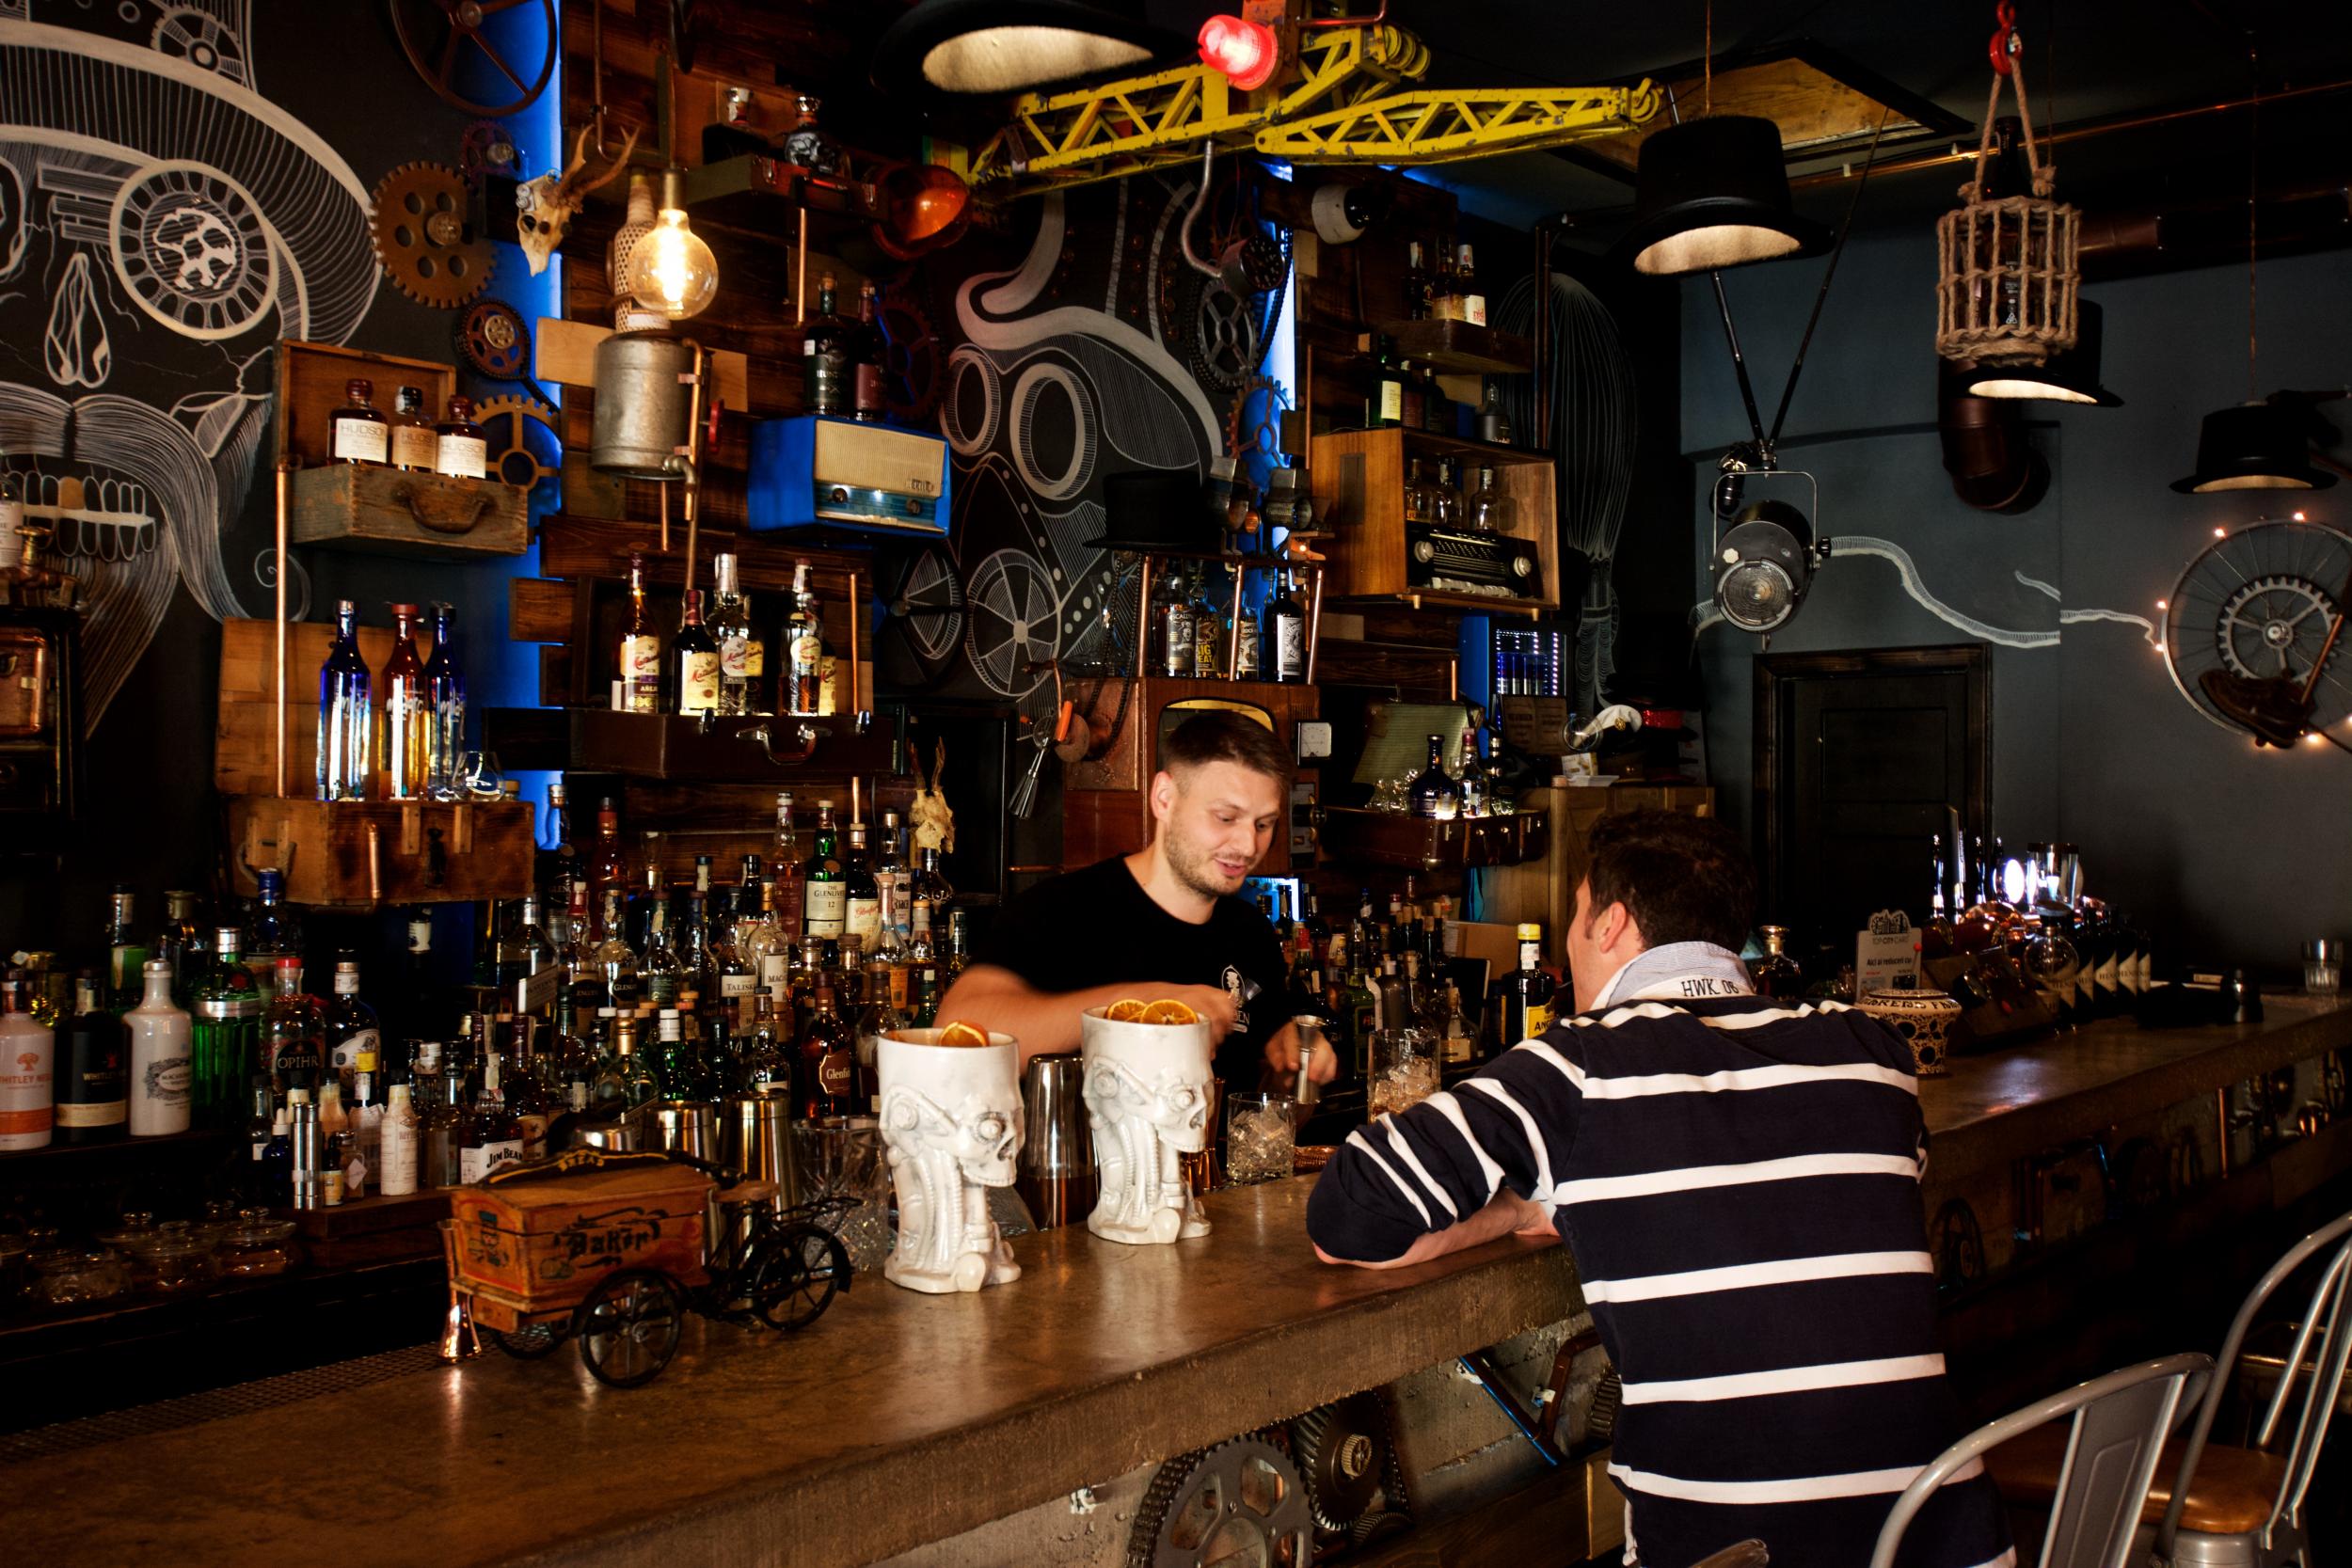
[1306,979,2013,1568]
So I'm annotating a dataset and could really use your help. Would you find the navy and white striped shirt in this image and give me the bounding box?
[1307,959,2012,1568]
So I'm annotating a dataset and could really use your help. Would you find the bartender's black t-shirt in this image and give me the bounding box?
[973,856,1292,1089]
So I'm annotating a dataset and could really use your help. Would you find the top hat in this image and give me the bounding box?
[1615,116,1830,277]
[2170,401,2337,494]
[1085,467,1219,553]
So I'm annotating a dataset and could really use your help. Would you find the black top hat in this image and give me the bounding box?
[1615,116,1830,277]
[2171,401,2337,493]
[871,0,1180,97]
[1085,467,1219,553]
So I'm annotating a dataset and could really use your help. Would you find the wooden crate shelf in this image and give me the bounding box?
[566,709,896,783]
[1308,427,1560,612]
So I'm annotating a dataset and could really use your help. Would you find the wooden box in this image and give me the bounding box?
[449,1161,713,1309]
[1309,427,1558,613]
[289,463,529,558]
[276,338,454,466]
[229,795,535,908]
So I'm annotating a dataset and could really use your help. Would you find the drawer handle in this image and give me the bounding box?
[738,722,822,766]
[396,482,492,536]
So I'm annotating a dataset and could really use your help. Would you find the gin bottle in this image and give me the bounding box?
[316,598,372,800]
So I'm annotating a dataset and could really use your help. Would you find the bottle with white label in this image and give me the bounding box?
[457,1048,524,1182]
[434,395,488,479]
[329,378,389,466]
[126,958,192,1137]
[0,969,54,1149]
[708,553,764,716]
[325,960,381,1096]
[1268,567,1308,683]
[390,386,438,471]
[673,588,722,716]
[378,1082,419,1196]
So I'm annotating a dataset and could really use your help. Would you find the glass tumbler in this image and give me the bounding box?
[2305,938,2344,995]
[1368,1027,1440,1119]
[1224,1092,1296,1185]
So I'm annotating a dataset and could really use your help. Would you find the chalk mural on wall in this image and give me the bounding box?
[0,6,377,728]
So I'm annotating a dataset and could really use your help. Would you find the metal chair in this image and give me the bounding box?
[1870,1352,2214,1568]
[2153,1209,2352,1568]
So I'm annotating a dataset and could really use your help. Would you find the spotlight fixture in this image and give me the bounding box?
[1619,115,1828,277]
[1309,181,1388,245]
[622,168,719,321]
[1711,466,1829,635]
[1966,301,2121,405]
[1197,13,1279,91]
[871,0,1177,96]
[2171,399,2336,493]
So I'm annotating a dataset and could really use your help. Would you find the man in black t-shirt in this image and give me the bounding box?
[944,711,1339,1094]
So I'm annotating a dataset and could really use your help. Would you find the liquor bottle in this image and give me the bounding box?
[707,900,757,1037]
[406,1043,453,1188]
[125,959,192,1137]
[498,895,559,1016]
[851,280,888,423]
[945,908,972,984]
[804,799,848,941]
[1749,927,1804,1000]
[787,562,823,716]
[432,395,487,479]
[1362,335,1403,430]
[673,588,722,716]
[1191,573,1225,678]
[243,871,302,983]
[1456,728,1485,818]
[324,959,382,1096]
[378,602,431,800]
[587,799,630,916]
[803,272,853,416]
[782,92,839,174]
[1157,566,1198,677]
[390,386,437,472]
[317,1080,349,1203]
[317,598,373,800]
[736,878,786,1002]
[264,957,325,1095]
[798,985,856,1119]
[424,600,467,800]
[854,965,903,1116]
[539,782,579,923]
[192,926,261,1125]
[616,1012,660,1106]
[740,994,791,1097]
[907,849,941,962]
[262,1104,294,1203]
[346,1045,382,1196]
[843,819,881,947]
[1475,382,1513,446]
[1439,980,1475,1066]
[1494,925,1557,1048]
[707,553,764,716]
[1467,466,1518,535]
[0,969,54,1150]
[618,548,664,713]
[1404,240,1432,320]
[502,1019,551,1160]
[875,810,911,942]
[378,1082,419,1196]
[1451,243,1484,325]
[1922,834,1956,960]
[1398,356,1426,430]
[771,791,807,943]
[650,1009,701,1101]
[155,890,201,1006]
[329,378,389,466]
[103,884,149,1011]
[56,972,128,1144]
[398,908,438,1048]
[1408,734,1459,819]
[456,1044,524,1183]
[640,901,684,1008]
[1267,567,1307,683]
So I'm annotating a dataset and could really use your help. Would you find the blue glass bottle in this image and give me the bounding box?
[317,598,372,800]
[425,600,467,800]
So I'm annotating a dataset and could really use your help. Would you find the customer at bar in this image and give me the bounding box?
[1307,811,2010,1567]
[941,710,1337,1093]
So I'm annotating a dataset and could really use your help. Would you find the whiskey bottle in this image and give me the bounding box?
[802,272,852,417]
[1267,567,1307,683]
[329,378,389,466]
[740,994,791,1097]
[317,598,373,800]
[588,801,630,914]
[673,588,722,716]
[619,548,664,714]
[786,562,823,716]
[377,602,431,800]
[56,972,127,1144]
[1493,925,1557,1048]
[389,386,438,471]
[1467,466,1518,535]
[641,902,684,1007]
[1405,240,1432,320]
[455,1043,524,1182]
[771,792,807,947]
[708,553,763,716]
[804,799,848,941]
[843,819,881,947]
[126,959,192,1137]
[782,93,839,175]
[433,396,487,480]
[1407,734,1459,819]
[1749,927,1804,1000]
[798,986,856,1119]
[851,280,888,423]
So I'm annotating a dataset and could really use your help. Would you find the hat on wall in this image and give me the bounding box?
[1085,467,1219,553]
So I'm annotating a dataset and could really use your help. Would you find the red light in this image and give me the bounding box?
[1198,15,1278,90]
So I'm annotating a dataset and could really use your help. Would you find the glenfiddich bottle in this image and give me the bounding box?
[329,378,389,466]
[804,799,848,941]
[619,549,663,714]
[1407,733,1458,819]
[798,986,856,1119]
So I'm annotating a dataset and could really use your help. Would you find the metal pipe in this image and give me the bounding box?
[1132,555,1155,677]
[273,458,293,798]
[849,566,863,714]
[1457,1352,1561,1467]
[1305,565,1324,684]
[1227,560,1243,678]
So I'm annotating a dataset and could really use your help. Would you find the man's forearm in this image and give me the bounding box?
[1314,1190,1547,1270]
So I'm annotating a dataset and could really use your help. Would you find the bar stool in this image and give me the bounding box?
[1979,1208,2352,1568]
[1871,1353,2214,1568]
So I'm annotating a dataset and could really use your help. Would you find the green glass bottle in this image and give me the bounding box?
[192,926,262,1127]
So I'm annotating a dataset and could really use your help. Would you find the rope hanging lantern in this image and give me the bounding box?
[1935,4,2078,368]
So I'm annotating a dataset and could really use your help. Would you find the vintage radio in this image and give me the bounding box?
[747,415,951,537]
[1406,522,1541,599]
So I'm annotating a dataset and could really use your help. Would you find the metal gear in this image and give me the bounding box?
[455,299,532,379]
[873,292,946,424]
[473,394,560,493]
[459,119,520,189]
[370,162,493,309]
[1127,1435,1314,1568]
[390,0,558,119]
[1288,1394,1386,1531]
[1184,273,1260,390]
[1224,374,1290,463]
[2216,575,2338,681]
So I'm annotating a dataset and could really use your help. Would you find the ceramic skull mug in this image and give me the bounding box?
[1080,1008,1216,1245]
[877,1029,1025,1292]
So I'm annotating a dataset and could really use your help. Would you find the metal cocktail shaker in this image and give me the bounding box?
[1015,1053,1096,1229]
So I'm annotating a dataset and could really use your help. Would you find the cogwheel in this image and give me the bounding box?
[1288,1394,1386,1531]
[874,292,945,424]
[1185,272,1260,391]
[474,394,561,493]
[456,299,533,380]
[1127,1434,1313,1568]
[370,162,493,309]
[1224,374,1289,463]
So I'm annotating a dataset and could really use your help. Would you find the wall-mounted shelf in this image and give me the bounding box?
[1308,427,1560,613]
[1374,319,1534,375]
[1317,806,1548,870]
[568,709,896,783]
[228,796,535,908]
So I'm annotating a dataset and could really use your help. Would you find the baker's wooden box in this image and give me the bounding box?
[229,794,534,908]
[290,463,529,558]
[449,1160,714,1307]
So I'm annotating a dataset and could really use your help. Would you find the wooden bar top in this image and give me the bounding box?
[8,1180,1575,1568]
[1919,992,2352,1182]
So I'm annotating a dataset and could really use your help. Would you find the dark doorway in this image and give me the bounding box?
[1753,645,1991,942]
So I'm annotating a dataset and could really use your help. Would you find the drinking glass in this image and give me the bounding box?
[1224,1092,1296,1185]
[1368,1027,1439,1118]
[2305,938,2344,995]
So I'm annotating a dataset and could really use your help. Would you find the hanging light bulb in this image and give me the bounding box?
[623,168,719,322]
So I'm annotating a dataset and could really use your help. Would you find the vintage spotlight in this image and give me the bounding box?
[1711,465,1828,635]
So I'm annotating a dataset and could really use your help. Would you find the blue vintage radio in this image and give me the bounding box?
[746,416,952,538]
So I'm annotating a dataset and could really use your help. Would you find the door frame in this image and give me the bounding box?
[1752,643,1993,921]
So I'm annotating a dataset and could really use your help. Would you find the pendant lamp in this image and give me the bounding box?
[1620,115,1828,276]
[2171,401,2335,493]
[872,0,1177,96]
[1966,300,2120,405]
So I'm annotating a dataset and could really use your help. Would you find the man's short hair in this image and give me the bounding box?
[1582,810,1756,951]
[1160,710,1292,786]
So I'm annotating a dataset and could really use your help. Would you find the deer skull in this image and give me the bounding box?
[515,124,639,276]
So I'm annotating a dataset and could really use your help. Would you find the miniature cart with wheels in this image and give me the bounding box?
[439,1148,852,1388]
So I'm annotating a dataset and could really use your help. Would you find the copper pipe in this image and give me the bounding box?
[1305,565,1325,684]
[848,566,864,714]
[797,208,808,325]
[273,458,294,798]
[1789,76,2352,191]
[2216,1086,2233,1181]
[1132,555,1154,677]
[1227,561,1243,679]
[366,821,382,905]
[679,340,707,592]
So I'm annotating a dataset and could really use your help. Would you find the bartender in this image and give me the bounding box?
[940,709,1337,1094]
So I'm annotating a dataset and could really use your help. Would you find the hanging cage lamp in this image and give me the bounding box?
[1934,13,2078,369]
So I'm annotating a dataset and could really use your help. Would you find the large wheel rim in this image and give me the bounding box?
[752,1225,848,1332]
[576,1270,683,1388]
[485,1322,564,1359]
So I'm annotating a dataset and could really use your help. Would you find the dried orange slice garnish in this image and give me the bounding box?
[1140,1000,1200,1026]
[1104,999,1150,1022]
[936,1021,991,1048]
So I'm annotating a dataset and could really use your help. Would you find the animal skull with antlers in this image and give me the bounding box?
[515,124,640,276]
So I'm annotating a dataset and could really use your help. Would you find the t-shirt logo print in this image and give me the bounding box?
[1222,964,1248,1034]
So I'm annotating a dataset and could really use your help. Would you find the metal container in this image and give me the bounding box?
[643,1100,717,1161]
[723,1091,800,1211]
[1015,1052,1096,1230]
[591,331,692,479]
[575,1118,640,1153]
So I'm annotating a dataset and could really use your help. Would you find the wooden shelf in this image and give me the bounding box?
[1308,427,1561,612]
[1374,319,1535,375]
[226,795,536,908]
[568,709,897,783]
[1317,806,1549,870]
[1393,428,1550,467]
[0,1127,236,1168]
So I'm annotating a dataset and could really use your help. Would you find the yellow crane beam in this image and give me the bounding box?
[1257,81,1661,163]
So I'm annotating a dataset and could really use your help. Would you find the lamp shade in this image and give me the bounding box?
[873,0,1178,96]
[2170,401,2336,494]
[1618,116,1829,277]
[1965,301,2120,405]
